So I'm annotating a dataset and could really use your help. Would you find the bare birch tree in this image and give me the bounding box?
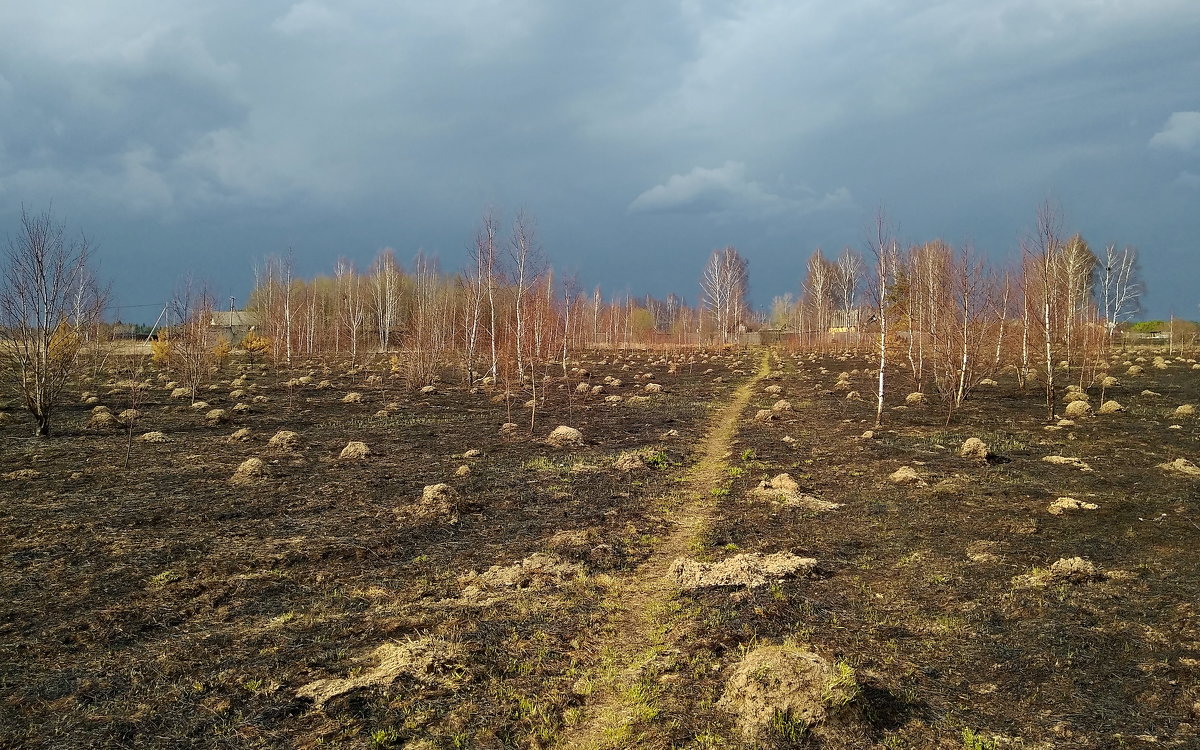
[867,212,898,428]
[0,206,108,436]
[701,246,748,344]
[335,258,366,362]
[802,249,835,351]
[371,249,404,351]
[834,247,862,350]
[1099,244,1142,342]
[508,210,543,381]
[1022,202,1063,420]
[462,212,499,383]
[169,283,216,404]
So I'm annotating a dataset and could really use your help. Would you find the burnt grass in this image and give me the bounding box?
[2,349,1199,749]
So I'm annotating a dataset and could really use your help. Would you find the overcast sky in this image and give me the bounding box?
[2,1,1198,321]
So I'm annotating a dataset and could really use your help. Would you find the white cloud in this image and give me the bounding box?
[272,2,350,36]
[1150,111,1200,152]
[629,161,851,219]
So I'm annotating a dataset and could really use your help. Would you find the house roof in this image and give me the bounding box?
[210,311,258,327]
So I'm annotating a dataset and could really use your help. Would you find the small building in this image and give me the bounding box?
[210,311,259,342]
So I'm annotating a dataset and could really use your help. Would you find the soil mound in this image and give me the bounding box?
[1016,557,1106,587]
[469,552,583,590]
[546,425,584,448]
[669,552,817,590]
[1048,497,1099,515]
[717,645,857,739]
[1042,455,1093,472]
[3,469,41,480]
[296,637,466,709]
[545,528,598,556]
[1064,400,1092,418]
[613,452,645,471]
[85,407,119,430]
[959,437,991,460]
[230,457,267,485]
[1158,458,1200,477]
[888,466,925,485]
[752,474,841,511]
[268,430,300,450]
[756,473,800,493]
[338,441,370,459]
[406,483,460,523]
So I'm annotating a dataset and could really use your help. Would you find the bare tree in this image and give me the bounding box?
[0,206,108,436]
[701,246,749,344]
[462,212,498,383]
[833,247,862,350]
[406,252,449,388]
[1021,201,1063,420]
[169,283,216,404]
[770,293,795,328]
[1059,233,1096,377]
[509,210,544,380]
[335,258,366,362]
[802,248,834,351]
[1099,244,1143,342]
[251,254,295,366]
[928,244,1000,422]
[866,212,898,428]
[994,271,1012,367]
[561,274,582,377]
[370,248,404,351]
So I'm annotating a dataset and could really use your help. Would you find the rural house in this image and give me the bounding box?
[209,310,259,342]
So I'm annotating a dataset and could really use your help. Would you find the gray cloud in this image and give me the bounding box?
[272,1,350,36]
[2,1,1199,318]
[1174,171,1200,189]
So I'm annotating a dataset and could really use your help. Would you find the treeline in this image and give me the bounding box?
[232,211,710,388]
[775,207,1147,422]
[163,205,1160,420]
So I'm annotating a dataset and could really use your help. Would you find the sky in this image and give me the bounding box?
[2,0,1199,322]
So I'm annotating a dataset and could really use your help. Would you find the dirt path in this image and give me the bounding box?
[557,351,772,749]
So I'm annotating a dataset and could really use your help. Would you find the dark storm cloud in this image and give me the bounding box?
[2,1,1198,317]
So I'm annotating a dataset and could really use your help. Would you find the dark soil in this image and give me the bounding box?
[660,350,1200,749]
[2,349,1198,749]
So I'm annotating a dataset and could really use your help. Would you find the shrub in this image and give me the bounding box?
[211,339,232,369]
[150,335,172,367]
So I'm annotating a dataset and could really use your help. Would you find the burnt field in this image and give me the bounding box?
[1,348,1198,749]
